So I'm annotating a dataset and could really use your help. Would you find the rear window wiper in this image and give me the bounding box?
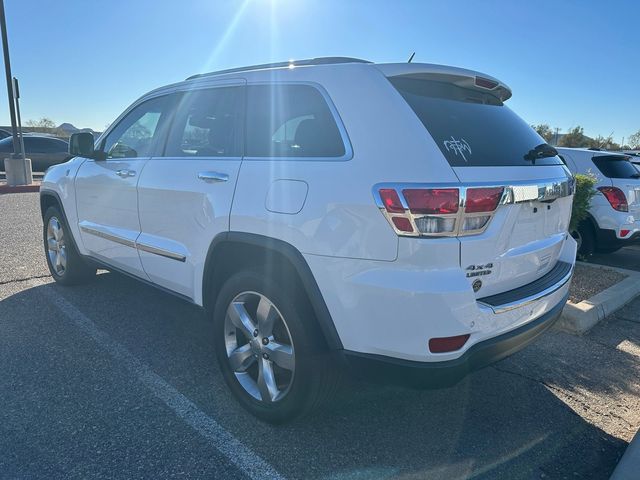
[524,143,558,163]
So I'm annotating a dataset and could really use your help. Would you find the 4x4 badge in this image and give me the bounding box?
[466,263,493,278]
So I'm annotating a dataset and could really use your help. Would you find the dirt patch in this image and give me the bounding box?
[569,263,627,304]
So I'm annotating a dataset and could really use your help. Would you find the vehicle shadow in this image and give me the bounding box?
[1,272,630,480]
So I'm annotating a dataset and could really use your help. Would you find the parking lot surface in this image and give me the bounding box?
[589,245,640,272]
[1,192,639,479]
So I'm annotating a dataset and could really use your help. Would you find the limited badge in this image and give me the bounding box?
[472,279,483,293]
[466,263,493,278]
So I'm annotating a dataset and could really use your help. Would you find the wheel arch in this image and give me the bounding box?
[40,189,84,255]
[202,232,343,350]
[40,189,63,219]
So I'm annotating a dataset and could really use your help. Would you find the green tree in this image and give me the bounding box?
[629,129,640,149]
[532,124,554,143]
[25,117,65,137]
[559,126,590,148]
[589,135,620,151]
[570,174,597,233]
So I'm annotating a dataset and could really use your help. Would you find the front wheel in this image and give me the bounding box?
[213,269,340,423]
[43,206,96,285]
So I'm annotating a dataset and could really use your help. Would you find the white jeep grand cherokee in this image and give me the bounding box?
[40,57,576,422]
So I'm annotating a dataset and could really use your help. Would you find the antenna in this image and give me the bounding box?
[407,52,415,63]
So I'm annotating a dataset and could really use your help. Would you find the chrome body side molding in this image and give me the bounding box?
[136,241,186,262]
[80,224,186,262]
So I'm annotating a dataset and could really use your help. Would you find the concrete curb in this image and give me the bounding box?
[610,430,640,480]
[555,262,640,335]
[0,183,40,194]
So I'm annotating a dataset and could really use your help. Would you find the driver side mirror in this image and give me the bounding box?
[69,132,105,160]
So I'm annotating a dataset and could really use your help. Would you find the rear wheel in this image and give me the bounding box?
[213,269,340,423]
[572,221,596,257]
[43,206,96,285]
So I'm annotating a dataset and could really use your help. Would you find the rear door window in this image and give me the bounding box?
[245,84,346,158]
[389,77,563,167]
[164,86,243,158]
[592,156,640,179]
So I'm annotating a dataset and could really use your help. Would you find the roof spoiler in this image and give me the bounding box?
[376,63,512,102]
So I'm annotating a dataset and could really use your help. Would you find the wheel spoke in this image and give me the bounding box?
[264,341,294,371]
[58,248,67,269]
[256,296,278,336]
[228,344,256,372]
[227,302,256,340]
[257,358,279,403]
[47,237,58,251]
[54,252,62,269]
[51,220,62,241]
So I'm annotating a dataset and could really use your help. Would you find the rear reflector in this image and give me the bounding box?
[465,187,504,213]
[429,334,470,353]
[598,186,628,212]
[403,188,459,214]
[621,229,631,237]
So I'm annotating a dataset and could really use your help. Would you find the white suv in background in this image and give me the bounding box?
[40,57,576,422]
[558,148,640,255]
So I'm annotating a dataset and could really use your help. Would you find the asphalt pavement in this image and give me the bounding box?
[1,192,639,479]
[588,245,640,272]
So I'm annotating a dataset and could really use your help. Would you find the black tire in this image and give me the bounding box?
[573,221,596,257]
[43,206,97,285]
[212,269,341,424]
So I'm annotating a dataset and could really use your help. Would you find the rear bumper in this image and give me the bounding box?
[343,291,567,388]
[596,228,640,248]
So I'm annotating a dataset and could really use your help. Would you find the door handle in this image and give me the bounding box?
[116,169,136,178]
[198,171,229,183]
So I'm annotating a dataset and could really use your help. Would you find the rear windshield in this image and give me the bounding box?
[389,77,563,167]
[592,156,640,179]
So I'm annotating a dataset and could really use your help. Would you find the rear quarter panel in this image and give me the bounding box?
[230,64,460,262]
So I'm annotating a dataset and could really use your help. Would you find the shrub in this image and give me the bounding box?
[569,173,597,233]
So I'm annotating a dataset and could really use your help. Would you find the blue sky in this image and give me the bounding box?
[1,0,638,142]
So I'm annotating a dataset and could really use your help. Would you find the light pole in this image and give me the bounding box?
[0,0,31,185]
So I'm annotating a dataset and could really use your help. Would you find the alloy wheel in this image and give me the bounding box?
[47,216,67,276]
[224,291,295,403]
[571,229,582,252]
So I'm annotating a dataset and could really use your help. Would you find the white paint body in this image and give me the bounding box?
[558,147,640,240]
[43,61,576,363]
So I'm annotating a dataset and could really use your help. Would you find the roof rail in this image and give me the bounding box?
[186,57,371,80]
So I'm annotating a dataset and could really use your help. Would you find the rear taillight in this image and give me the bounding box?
[598,187,628,212]
[376,186,504,237]
[403,188,459,214]
[465,187,503,213]
[379,188,405,214]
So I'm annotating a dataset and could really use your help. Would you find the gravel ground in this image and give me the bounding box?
[1,192,639,479]
[569,263,627,304]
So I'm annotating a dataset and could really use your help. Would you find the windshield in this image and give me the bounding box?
[389,76,563,167]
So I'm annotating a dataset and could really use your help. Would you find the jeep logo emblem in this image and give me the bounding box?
[472,279,483,292]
